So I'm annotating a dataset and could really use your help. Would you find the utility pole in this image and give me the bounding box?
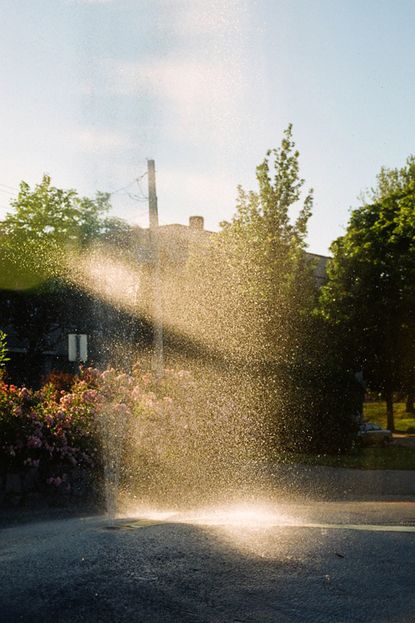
[147,159,164,377]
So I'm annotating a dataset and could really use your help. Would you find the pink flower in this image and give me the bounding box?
[131,386,142,401]
[116,373,131,386]
[142,393,156,408]
[101,369,116,382]
[60,394,73,408]
[83,389,98,403]
[113,403,130,416]
[13,406,23,417]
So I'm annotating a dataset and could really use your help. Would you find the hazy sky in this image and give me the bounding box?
[1,0,414,254]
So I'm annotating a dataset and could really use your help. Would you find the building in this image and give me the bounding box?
[0,215,329,385]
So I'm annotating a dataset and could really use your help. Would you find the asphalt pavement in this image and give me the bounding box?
[1,499,415,623]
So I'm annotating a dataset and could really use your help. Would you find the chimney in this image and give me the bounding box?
[189,215,204,231]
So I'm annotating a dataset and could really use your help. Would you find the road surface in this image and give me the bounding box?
[1,500,415,622]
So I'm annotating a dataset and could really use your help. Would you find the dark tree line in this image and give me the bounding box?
[319,158,415,430]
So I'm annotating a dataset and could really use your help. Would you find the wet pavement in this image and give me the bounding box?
[1,499,415,623]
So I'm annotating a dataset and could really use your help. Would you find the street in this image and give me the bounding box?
[1,500,415,623]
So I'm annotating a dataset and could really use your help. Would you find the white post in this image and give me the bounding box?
[147,159,164,377]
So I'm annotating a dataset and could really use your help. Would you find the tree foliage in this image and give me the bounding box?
[165,126,359,453]
[0,175,124,382]
[178,124,316,368]
[219,125,314,362]
[319,157,415,430]
[0,175,112,290]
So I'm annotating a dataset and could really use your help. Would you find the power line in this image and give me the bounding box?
[127,192,148,203]
[136,171,148,199]
[104,172,149,205]
[0,176,150,213]
[106,170,148,197]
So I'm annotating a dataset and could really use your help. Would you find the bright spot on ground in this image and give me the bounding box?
[126,503,294,528]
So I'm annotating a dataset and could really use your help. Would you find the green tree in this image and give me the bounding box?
[217,124,315,365]
[169,126,356,453]
[0,175,112,289]
[177,124,315,367]
[319,157,415,430]
[0,175,119,383]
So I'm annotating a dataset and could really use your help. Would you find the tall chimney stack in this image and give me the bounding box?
[189,215,204,230]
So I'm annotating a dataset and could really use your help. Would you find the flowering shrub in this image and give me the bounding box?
[42,370,76,392]
[88,363,200,505]
[0,376,100,491]
[0,362,254,508]
[0,364,195,496]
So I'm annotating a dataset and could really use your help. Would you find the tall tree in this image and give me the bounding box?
[177,124,315,367]
[319,157,415,430]
[220,124,315,364]
[164,126,354,453]
[0,175,112,290]
[0,175,116,383]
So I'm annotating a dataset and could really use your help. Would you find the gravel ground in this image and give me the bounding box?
[1,500,415,623]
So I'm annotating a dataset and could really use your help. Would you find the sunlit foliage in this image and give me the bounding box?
[176,124,315,365]
[159,127,359,454]
[0,174,112,290]
[319,157,415,431]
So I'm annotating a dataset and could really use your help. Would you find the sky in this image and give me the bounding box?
[1,0,415,254]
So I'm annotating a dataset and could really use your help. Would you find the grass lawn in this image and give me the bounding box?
[277,446,415,470]
[273,402,415,469]
[268,401,415,470]
[363,401,415,433]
